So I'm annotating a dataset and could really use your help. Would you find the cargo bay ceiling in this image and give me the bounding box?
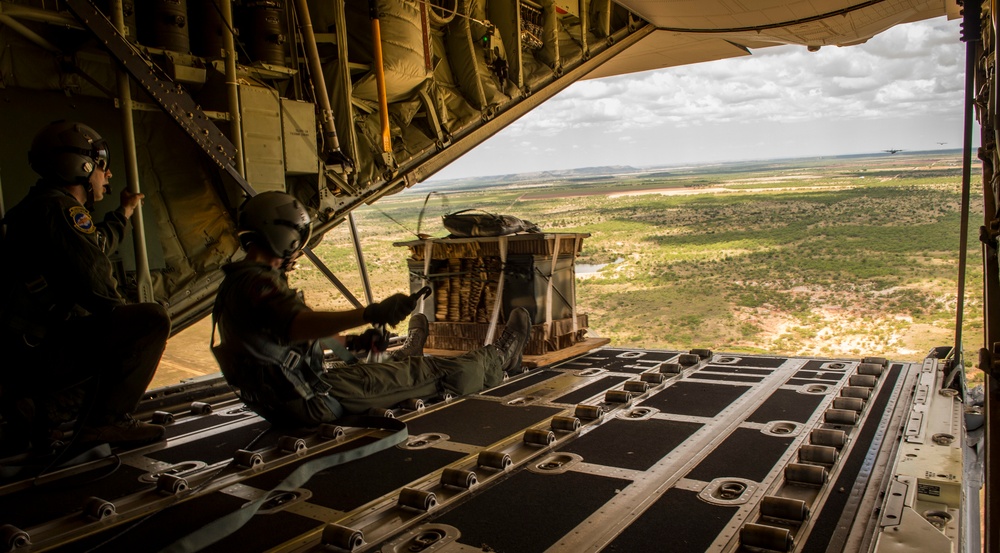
[0,0,954,331]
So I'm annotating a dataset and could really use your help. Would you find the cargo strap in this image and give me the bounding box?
[320,336,358,364]
[544,235,561,341]
[158,416,407,553]
[422,240,433,316]
[571,236,581,334]
[483,235,508,345]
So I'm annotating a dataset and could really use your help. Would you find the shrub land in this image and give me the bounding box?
[291,151,983,386]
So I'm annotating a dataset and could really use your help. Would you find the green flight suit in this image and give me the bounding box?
[212,260,506,426]
[0,182,169,435]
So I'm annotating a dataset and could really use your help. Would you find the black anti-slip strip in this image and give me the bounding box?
[800,363,903,553]
[800,360,851,371]
[588,359,670,374]
[567,350,681,373]
[148,420,273,465]
[745,388,825,424]
[717,356,788,368]
[53,492,321,553]
[687,373,764,383]
[434,470,633,553]
[699,365,774,375]
[686,427,794,483]
[164,411,256,439]
[577,349,681,363]
[405,399,562,446]
[792,370,843,381]
[786,378,842,386]
[558,418,702,471]
[482,370,562,397]
[602,488,739,552]
[553,376,630,404]
[639,381,751,418]
[247,444,464,512]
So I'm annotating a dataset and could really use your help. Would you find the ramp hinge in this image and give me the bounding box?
[978,345,1000,380]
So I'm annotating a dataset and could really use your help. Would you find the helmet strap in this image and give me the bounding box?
[84,182,95,211]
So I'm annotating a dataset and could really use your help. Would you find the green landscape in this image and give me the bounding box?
[295,150,981,384]
[158,150,985,388]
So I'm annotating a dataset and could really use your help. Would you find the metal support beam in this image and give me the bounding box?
[219,0,245,177]
[111,0,154,303]
[0,3,82,29]
[0,13,61,52]
[348,212,374,305]
[302,249,363,308]
[964,3,1000,551]
[293,0,345,160]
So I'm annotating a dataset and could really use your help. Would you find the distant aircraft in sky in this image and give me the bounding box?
[937,142,948,145]
[883,149,903,154]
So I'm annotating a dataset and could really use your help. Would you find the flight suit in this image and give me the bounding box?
[0,182,169,434]
[212,260,506,427]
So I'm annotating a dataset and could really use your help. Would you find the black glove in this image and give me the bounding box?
[346,328,390,353]
[363,293,417,326]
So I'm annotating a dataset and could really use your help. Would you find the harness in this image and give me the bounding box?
[210,264,342,418]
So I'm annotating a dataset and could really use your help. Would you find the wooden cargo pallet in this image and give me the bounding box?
[423,336,610,369]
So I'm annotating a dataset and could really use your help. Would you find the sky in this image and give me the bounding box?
[429,15,968,181]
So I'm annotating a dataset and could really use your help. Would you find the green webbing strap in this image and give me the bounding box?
[320,336,358,363]
[157,416,407,553]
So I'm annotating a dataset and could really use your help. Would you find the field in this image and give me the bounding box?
[157,151,985,388]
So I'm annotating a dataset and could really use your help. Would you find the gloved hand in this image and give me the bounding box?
[363,293,417,326]
[346,328,390,353]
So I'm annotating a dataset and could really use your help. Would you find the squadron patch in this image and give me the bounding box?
[68,206,96,234]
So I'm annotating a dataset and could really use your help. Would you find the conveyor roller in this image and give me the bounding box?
[760,496,809,522]
[740,523,793,552]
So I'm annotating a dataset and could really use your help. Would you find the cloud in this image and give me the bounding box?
[430,16,967,180]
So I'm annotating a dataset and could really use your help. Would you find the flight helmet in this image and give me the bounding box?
[28,121,111,184]
[238,191,313,262]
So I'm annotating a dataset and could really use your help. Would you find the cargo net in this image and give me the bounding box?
[520,2,544,50]
[401,234,588,354]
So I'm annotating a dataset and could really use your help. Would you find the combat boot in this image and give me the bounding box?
[493,308,530,375]
[391,313,428,360]
[78,414,165,446]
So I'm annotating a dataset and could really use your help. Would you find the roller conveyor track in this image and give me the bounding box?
[0,347,940,553]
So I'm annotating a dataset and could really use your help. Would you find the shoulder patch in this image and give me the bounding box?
[68,206,96,234]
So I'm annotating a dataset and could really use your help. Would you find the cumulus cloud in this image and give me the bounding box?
[431,16,967,180]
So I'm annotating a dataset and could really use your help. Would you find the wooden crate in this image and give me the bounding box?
[397,233,591,354]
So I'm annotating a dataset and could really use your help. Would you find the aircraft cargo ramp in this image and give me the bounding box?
[0,347,966,553]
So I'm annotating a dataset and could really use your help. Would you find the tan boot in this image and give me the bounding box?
[391,313,429,360]
[493,308,530,375]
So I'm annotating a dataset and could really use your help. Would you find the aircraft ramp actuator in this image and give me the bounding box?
[0,348,971,552]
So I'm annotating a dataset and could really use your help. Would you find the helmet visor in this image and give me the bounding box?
[54,140,111,172]
[91,139,111,171]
